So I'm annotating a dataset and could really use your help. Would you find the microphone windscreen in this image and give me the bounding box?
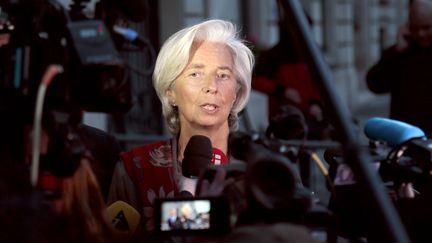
[364,117,425,146]
[107,200,140,236]
[182,135,212,178]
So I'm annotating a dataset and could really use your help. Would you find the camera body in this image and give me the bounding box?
[326,138,432,240]
[0,0,133,192]
[0,0,132,113]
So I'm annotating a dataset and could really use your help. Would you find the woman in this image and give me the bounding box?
[108,19,254,235]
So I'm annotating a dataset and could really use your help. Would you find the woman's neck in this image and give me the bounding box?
[177,126,230,162]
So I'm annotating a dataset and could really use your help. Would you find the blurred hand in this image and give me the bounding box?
[395,24,411,52]
[197,168,235,197]
[284,88,302,104]
[308,103,323,121]
[398,182,416,199]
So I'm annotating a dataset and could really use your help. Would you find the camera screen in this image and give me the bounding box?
[159,199,211,231]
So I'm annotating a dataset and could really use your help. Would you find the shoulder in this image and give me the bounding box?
[122,140,170,157]
[121,140,173,167]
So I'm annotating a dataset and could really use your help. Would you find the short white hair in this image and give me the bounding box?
[153,19,255,135]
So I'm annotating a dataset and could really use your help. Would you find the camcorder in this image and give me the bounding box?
[0,0,139,195]
[325,132,432,241]
[0,0,132,114]
[152,131,330,240]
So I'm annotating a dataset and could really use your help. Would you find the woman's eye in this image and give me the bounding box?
[189,72,201,78]
[218,73,230,79]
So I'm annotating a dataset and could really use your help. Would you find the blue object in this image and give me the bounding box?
[364,117,425,146]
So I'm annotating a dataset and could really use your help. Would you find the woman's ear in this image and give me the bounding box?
[166,88,176,105]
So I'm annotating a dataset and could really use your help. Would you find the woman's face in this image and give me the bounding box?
[166,41,237,133]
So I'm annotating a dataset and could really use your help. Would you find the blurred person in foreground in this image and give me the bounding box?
[50,158,121,243]
[0,91,120,243]
[366,0,432,135]
[108,19,254,238]
[22,125,121,243]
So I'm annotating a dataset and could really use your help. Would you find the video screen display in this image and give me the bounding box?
[159,199,211,231]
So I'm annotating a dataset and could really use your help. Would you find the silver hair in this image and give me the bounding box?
[152,19,255,135]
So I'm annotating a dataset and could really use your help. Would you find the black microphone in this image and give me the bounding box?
[180,135,213,196]
[182,135,213,178]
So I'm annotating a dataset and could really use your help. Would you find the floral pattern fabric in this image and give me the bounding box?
[121,140,179,231]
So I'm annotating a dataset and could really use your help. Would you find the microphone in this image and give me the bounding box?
[180,135,213,196]
[364,117,426,146]
[113,25,151,49]
[182,135,213,177]
[107,200,140,237]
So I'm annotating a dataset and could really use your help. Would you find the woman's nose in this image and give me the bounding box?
[202,76,217,94]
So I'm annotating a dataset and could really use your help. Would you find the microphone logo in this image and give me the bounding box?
[112,210,130,231]
[213,153,222,165]
[107,200,141,236]
[211,147,228,165]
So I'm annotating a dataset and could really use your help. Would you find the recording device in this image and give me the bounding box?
[0,0,144,190]
[329,117,431,187]
[180,135,212,196]
[326,117,432,240]
[153,196,231,236]
[363,117,432,187]
[180,135,231,196]
[228,131,315,223]
[182,135,213,179]
[364,117,426,146]
[0,0,133,113]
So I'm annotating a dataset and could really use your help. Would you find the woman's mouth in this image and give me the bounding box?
[201,104,218,112]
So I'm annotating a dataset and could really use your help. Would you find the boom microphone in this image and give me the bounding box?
[364,117,426,146]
